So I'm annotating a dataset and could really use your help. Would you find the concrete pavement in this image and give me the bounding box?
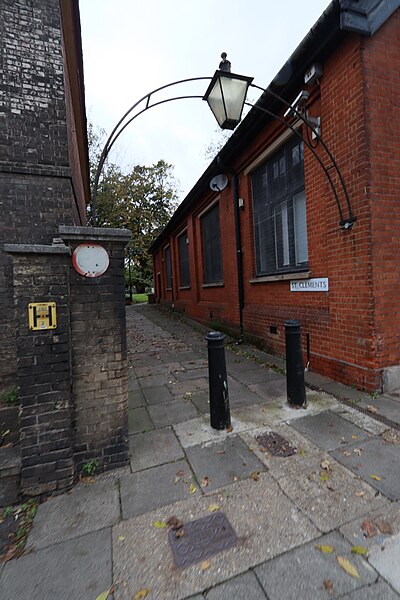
[1,303,400,599]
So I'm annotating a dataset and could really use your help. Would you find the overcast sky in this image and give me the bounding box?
[80,0,331,199]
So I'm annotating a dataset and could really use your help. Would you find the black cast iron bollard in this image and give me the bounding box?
[206,331,231,429]
[285,320,306,407]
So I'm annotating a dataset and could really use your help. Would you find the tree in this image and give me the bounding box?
[88,124,179,292]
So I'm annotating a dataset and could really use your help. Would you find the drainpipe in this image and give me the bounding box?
[232,172,244,342]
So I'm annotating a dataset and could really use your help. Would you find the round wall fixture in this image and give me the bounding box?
[209,174,229,192]
[72,243,109,278]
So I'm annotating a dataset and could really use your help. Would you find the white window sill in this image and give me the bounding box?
[250,271,310,284]
[202,282,224,288]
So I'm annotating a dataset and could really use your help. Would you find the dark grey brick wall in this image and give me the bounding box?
[60,227,131,474]
[8,246,74,496]
[0,0,74,389]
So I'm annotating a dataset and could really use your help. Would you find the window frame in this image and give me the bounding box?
[251,135,308,278]
[164,244,172,290]
[177,230,190,289]
[200,201,224,285]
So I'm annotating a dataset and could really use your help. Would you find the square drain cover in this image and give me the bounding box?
[255,431,297,457]
[168,512,237,568]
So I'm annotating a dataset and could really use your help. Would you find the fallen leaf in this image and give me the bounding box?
[233,476,238,482]
[176,469,184,477]
[336,556,359,578]
[152,520,168,529]
[355,490,365,497]
[367,404,378,413]
[319,472,330,483]
[343,450,351,457]
[216,450,225,455]
[175,529,184,538]
[2,429,10,437]
[79,475,96,484]
[351,435,359,440]
[361,519,377,537]
[351,545,369,556]
[370,474,381,481]
[201,476,210,488]
[226,426,233,433]
[185,392,192,397]
[200,560,211,571]
[354,448,362,456]
[166,516,183,530]
[320,459,331,471]
[208,504,220,513]
[96,589,111,600]
[250,471,260,481]
[316,544,334,554]
[323,579,333,594]
[189,483,197,495]
[133,589,151,600]
[118,535,125,542]
[375,518,393,535]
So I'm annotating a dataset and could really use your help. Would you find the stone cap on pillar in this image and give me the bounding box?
[59,225,131,243]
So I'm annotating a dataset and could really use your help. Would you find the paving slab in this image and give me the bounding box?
[225,353,262,373]
[120,459,194,519]
[27,478,120,550]
[128,405,154,434]
[128,375,140,391]
[277,454,389,532]
[291,410,370,451]
[174,368,209,381]
[227,376,267,407]
[232,367,283,386]
[180,358,208,370]
[134,362,183,378]
[189,390,210,414]
[148,398,199,428]
[340,501,400,552]
[255,531,377,600]
[139,373,176,389]
[167,378,209,397]
[142,384,174,405]
[330,436,400,500]
[330,404,389,435]
[0,528,112,600]
[184,435,266,492]
[204,571,266,599]
[368,532,400,593]
[248,379,287,403]
[239,422,325,480]
[128,388,146,409]
[340,581,400,599]
[129,427,184,472]
[112,474,319,600]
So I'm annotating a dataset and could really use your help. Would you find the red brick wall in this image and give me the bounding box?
[153,14,400,391]
[364,10,400,370]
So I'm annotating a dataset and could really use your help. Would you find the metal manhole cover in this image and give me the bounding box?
[255,431,297,457]
[168,512,237,568]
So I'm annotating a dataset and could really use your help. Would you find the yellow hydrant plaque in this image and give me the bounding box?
[28,302,57,331]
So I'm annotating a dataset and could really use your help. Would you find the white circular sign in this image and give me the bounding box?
[72,244,109,278]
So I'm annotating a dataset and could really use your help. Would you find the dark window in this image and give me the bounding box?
[178,232,190,287]
[252,137,307,276]
[165,245,172,289]
[201,203,223,284]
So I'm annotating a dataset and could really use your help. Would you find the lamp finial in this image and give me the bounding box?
[219,52,231,73]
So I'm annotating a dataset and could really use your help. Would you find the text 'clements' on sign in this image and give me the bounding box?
[290,278,329,292]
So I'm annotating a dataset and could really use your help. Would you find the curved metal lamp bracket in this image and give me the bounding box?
[249,83,356,230]
[91,77,355,231]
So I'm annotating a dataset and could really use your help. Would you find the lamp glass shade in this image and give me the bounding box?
[204,71,253,130]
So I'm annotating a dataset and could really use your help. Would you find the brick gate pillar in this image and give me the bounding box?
[59,226,131,473]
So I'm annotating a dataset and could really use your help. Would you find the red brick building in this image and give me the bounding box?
[150,0,400,393]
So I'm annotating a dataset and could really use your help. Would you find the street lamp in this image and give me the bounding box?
[203,53,253,130]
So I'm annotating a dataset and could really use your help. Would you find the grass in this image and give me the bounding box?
[0,385,19,406]
[1,499,38,562]
[125,293,149,303]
